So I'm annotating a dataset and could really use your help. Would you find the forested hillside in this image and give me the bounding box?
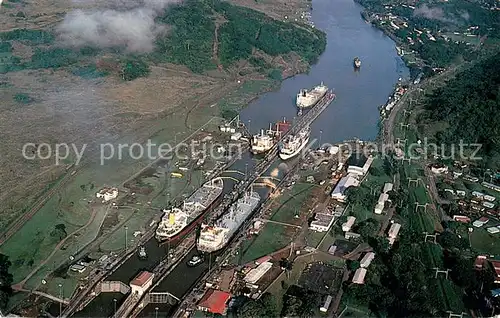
[418,52,500,168]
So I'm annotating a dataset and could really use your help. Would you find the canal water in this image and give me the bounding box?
[240,0,409,143]
[64,0,408,316]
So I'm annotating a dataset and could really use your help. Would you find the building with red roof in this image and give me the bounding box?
[197,289,232,315]
[130,271,154,296]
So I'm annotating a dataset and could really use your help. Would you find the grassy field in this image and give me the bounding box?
[470,228,500,256]
[270,183,314,223]
[239,223,293,264]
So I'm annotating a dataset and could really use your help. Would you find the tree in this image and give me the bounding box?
[0,254,13,311]
[121,58,150,81]
[238,293,278,317]
[437,231,468,250]
[355,218,380,240]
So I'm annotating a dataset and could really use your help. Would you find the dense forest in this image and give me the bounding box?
[418,52,500,169]
[0,0,326,79]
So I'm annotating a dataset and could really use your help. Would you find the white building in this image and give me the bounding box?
[431,165,448,174]
[342,216,356,232]
[331,174,360,202]
[96,187,119,202]
[309,206,336,232]
[388,223,401,245]
[360,252,375,268]
[244,262,272,284]
[346,155,374,177]
[352,268,367,284]
[374,192,390,214]
[383,183,393,193]
[130,271,154,296]
[484,195,496,202]
[320,295,333,313]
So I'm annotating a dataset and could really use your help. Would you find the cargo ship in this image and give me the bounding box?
[279,126,311,160]
[155,177,224,242]
[197,190,261,253]
[353,57,361,68]
[250,119,291,154]
[296,82,328,108]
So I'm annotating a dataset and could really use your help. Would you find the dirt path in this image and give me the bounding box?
[14,205,106,289]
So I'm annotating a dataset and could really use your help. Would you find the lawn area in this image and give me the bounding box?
[270,183,314,223]
[239,223,293,264]
[470,227,500,256]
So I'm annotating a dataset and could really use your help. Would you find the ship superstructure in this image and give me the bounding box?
[250,119,291,154]
[156,177,224,241]
[197,190,261,253]
[296,82,328,108]
[279,126,311,160]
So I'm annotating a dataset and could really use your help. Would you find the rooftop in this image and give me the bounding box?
[198,289,232,315]
[346,153,368,168]
[130,271,153,287]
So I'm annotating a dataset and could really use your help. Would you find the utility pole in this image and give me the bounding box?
[319,130,323,149]
[58,283,63,318]
[125,226,128,252]
[155,307,159,318]
[113,298,117,318]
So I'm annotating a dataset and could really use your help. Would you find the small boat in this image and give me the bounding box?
[187,255,204,267]
[138,246,147,259]
[353,57,361,68]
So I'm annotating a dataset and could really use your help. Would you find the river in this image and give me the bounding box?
[241,0,408,143]
[64,0,408,316]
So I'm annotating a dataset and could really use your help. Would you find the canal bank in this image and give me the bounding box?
[61,0,408,316]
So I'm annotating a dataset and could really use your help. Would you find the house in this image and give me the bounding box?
[383,183,394,193]
[310,205,336,232]
[482,181,500,192]
[320,295,333,313]
[331,174,360,202]
[346,154,374,177]
[453,215,471,223]
[484,195,496,202]
[360,252,375,268]
[345,232,361,240]
[472,217,489,227]
[487,227,500,234]
[375,193,390,214]
[483,201,495,209]
[352,268,367,284]
[430,164,448,174]
[472,191,485,199]
[130,271,154,296]
[388,223,401,245]
[197,289,232,315]
[342,216,356,232]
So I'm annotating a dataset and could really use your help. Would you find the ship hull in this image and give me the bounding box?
[197,193,261,253]
[279,136,310,160]
[296,93,327,109]
[250,146,273,154]
[156,192,223,244]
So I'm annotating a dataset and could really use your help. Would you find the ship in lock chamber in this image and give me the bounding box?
[155,177,224,242]
[197,190,261,253]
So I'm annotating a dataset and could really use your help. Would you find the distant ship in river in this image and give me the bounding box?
[155,178,224,242]
[353,57,361,68]
[296,82,328,108]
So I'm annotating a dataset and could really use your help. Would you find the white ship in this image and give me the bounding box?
[197,190,261,253]
[296,82,328,108]
[156,178,224,241]
[279,126,311,160]
[251,119,291,154]
[251,124,275,154]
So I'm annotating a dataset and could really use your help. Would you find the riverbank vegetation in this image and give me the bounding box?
[356,0,499,74]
